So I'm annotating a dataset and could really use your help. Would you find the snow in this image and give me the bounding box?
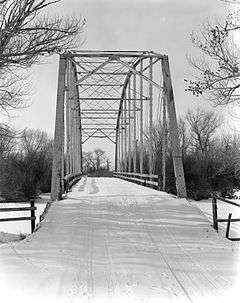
[0,231,25,243]
[0,177,239,303]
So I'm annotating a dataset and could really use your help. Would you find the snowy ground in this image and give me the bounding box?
[0,177,239,303]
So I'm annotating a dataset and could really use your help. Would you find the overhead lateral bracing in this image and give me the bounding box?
[51,50,186,200]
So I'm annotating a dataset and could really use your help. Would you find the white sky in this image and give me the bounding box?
[4,0,239,163]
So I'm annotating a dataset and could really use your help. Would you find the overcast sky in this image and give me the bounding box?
[8,0,237,161]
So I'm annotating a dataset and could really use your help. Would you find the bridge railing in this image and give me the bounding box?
[113,171,160,190]
[212,195,240,241]
[64,172,83,193]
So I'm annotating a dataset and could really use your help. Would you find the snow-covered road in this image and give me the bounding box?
[0,177,239,303]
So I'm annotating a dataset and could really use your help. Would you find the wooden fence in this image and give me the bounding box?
[113,172,161,190]
[0,199,36,233]
[212,195,240,241]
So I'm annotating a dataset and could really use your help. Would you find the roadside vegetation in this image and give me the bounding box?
[0,128,53,199]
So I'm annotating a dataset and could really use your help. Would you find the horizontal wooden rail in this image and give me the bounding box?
[217,218,240,223]
[213,196,240,208]
[0,199,36,233]
[113,171,160,190]
[0,207,36,212]
[212,195,240,241]
[0,200,34,203]
[0,216,36,222]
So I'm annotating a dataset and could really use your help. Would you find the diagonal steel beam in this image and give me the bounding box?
[98,129,116,144]
[82,129,99,144]
[77,57,114,84]
[114,58,162,90]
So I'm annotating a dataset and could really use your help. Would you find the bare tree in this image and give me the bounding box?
[178,118,190,155]
[20,128,52,154]
[82,149,108,173]
[0,127,53,198]
[82,151,95,173]
[186,108,222,153]
[0,123,16,157]
[186,9,240,106]
[94,149,105,171]
[0,0,85,113]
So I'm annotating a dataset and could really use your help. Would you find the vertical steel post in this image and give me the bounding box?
[128,78,132,172]
[162,55,187,198]
[69,87,74,174]
[73,62,83,173]
[121,111,124,172]
[139,60,144,174]
[133,74,137,172]
[115,130,119,172]
[51,55,67,201]
[73,105,77,173]
[124,96,127,172]
[149,58,153,182]
[65,61,71,175]
[72,62,82,173]
[162,94,167,191]
[118,114,121,171]
[69,61,77,174]
[118,128,121,171]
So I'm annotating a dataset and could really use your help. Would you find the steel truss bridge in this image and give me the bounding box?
[51,50,186,200]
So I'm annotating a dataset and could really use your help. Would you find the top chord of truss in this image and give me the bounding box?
[67,50,164,58]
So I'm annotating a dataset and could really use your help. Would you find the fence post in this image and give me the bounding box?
[30,199,36,233]
[226,213,232,239]
[212,195,218,231]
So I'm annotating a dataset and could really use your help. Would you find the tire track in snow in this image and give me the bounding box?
[117,196,192,302]
[86,199,95,302]
[56,224,83,301]
[89,178,99,195]
[145,226,193,303]
[113,196,191,301]
[103,224,117,297]
[78,176,87,192]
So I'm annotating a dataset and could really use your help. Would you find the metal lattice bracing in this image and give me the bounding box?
[51,51,186,200]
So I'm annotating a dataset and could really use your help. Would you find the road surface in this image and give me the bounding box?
[0,177,239,303]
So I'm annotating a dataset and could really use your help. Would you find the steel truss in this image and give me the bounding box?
[51,50,186,200]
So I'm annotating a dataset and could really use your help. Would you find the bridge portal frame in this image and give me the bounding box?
[51,51,186,201]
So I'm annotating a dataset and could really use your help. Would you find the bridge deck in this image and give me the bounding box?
[0,177,239,303]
